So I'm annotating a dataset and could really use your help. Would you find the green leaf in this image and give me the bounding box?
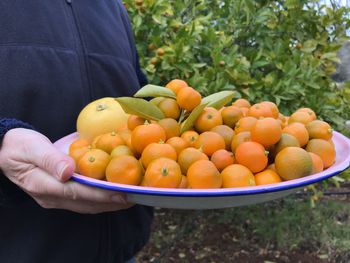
[201,91,235,109]
[134,85,176,99]
[115,97,165,121]
[180,103,208,134]
[301,40,318,53]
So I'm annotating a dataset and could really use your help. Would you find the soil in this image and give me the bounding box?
[135,186,350,263]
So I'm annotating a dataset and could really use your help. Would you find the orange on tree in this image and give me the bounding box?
[288,111,313,125]
[127,115,145,131]
[194,107,223,133]
[234,116,257,134]
[255,169,282,186]
[166,136,189,156]
[221,164,255,188]
[260,101,279,119]
[305,139,336,168]
[181,130,199,147]
[296,107,317,120]
[158,98,181,120]
[194,131,226,157]
[308,152,324,174]
[131,122,166,154]
[144,158,182,188]
[158,118,180,139]
[232,98,251,108]
[187,160,222,189]
[68,138,91,165]
[235,141,268,173]
[106,155,143,185]
[231,131,251,153]
[282,122,309,147]
[176,86,201,112]
[110,145,134,158]
[77,97,129,141]
[251,117,282,147]
[77,149,110,179]
[210,125,235,151]
[247,103,273,118]
[140,142,177,168]
[177,147,209,175]
[306,120,333,140]
[165,79,188,94]
[275,147,313,181]
[210,149,235,172]
[94,132,125,154]
[221,106,243,128]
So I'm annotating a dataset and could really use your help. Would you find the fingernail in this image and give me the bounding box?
[111,195,127,204]
[56,161,68,179]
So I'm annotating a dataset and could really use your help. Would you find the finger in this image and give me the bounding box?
[26,139,75,182]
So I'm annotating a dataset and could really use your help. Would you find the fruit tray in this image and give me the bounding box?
[54,131,350,209]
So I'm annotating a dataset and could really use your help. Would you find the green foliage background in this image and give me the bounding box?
[125,0,350,133]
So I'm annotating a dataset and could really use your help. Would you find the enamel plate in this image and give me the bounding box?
[54,131,350,209]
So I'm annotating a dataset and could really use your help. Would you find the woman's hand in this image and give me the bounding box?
[0,128,132,214]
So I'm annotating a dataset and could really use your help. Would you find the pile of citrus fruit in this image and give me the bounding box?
[68,79,336,189]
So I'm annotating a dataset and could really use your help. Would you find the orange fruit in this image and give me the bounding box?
[77,97,128,141]
[296,108,317,120]
[232,98,251,108]
[306,120,333,140]
[234,117,257,134]
[165,79,188,94]
[127,115,145,131]
[308,152,324,174]
[240,107,249,117]
[150,97,165,106]
[187,160,222,189]
[210,125,235,151]
[275,147,313,180]
[288,111,313,125]
[267,163,277,172]
[260,101,279,119]
[141,142,177,168]
[144,158,182,188]
[110,145,134,158]
[221,164,255,188]
[77,149,110,179]
[178,147,209,174]
[211,149,235,172]
[166,137,189,156]
[69,138,91,165]
[235,141,268,173]
[106,155,143,185]
[94,132,125,154]
[231,131,251,153]
[194,131,226,157]
[221,106,243,128]
[181,130,199,147]
[158,98,181,120]
[131,123,167,154]
[158,118,181,139]
[305,139,336,169]
[274,133,300,155]
[282,122,309,147]
[178,175,188,188]
[194,107,223,133]
[247,103,273,118]
[176,87,202,112]
[251,117,282,147]
[255,169,282,185]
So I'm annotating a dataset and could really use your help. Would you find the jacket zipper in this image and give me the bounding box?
[65,0,93,101]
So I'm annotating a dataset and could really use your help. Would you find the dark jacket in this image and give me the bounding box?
[0,1,152,262]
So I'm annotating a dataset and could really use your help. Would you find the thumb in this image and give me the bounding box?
[29,140,75,182]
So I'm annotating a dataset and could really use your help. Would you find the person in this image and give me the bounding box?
[0,1,153,263]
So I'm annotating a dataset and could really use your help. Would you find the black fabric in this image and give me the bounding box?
[0,1,153,263]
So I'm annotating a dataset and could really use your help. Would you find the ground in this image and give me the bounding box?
[135,184,350,263]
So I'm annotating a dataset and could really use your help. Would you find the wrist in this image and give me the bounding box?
[0,118,34,148]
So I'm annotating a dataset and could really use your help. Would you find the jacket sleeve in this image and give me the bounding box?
[0,118,34,146]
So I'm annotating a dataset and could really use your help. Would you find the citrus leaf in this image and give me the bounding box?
[115,97,165,121]
[180,103,208,134]
[134,84,176,99]
[201,91,235,109]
